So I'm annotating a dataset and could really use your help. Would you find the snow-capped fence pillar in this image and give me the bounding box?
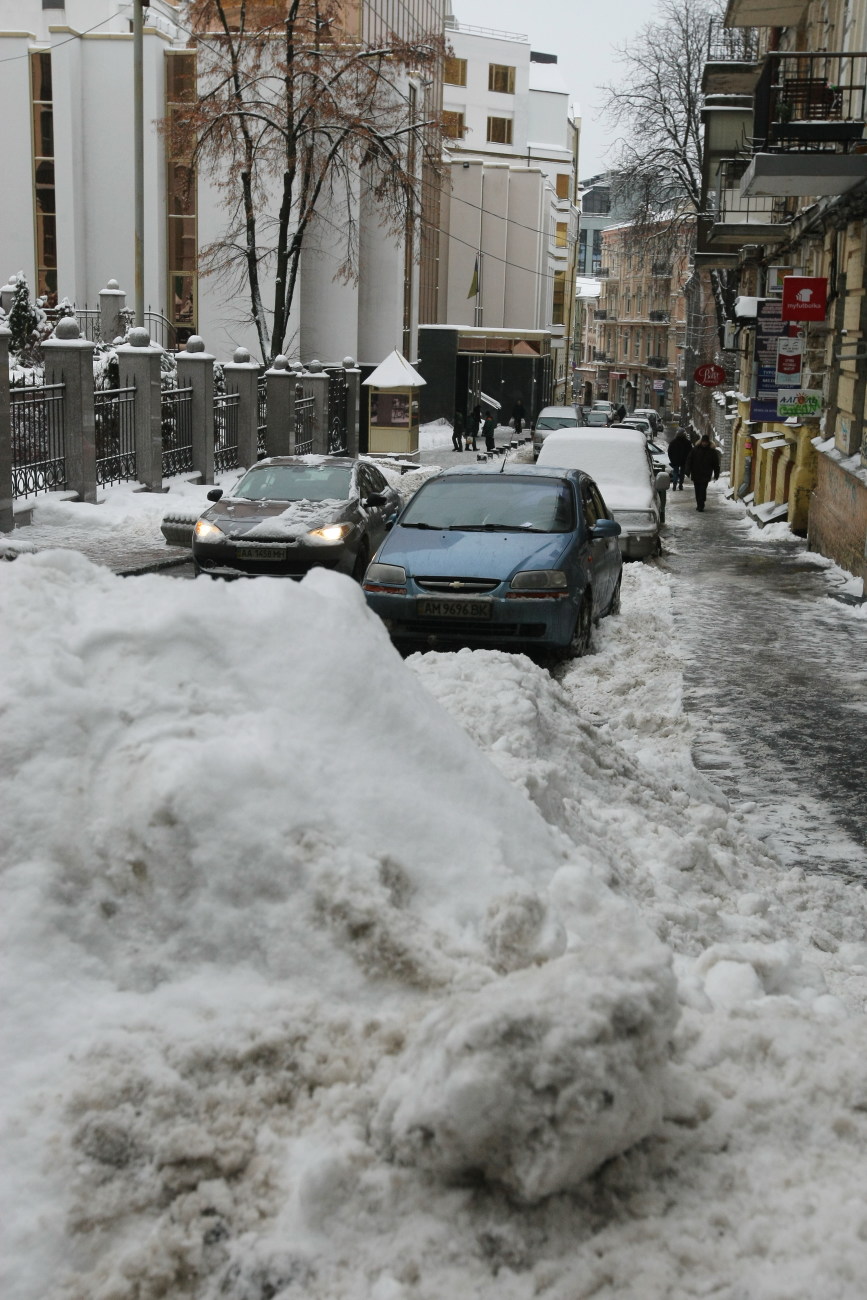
[176,336,215,485]
[0,325,12,531]
[99,279,127,345]
[115,329,164,491]
[264,355,297,456]
[222,347,260,469]
[302,361,330,456]
[343,357,361,460]
[43,318,97,505]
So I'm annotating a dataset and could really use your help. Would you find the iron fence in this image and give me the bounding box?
[326,366,348,455]
[214,390,240,472]
[10,377,67,498]
[161,385,194,476]
[257,374,268,454]
[95,384,137,485]
[294,387,315,455]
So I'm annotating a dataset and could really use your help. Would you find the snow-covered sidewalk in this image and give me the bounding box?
[2,466,867,1300]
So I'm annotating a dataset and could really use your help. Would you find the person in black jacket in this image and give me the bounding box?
[452,409,465,452]
[466,404,481,451]
[511,399,526,435]
[482,412,497,453]
[684,434,721,511]
[667,429,691,490]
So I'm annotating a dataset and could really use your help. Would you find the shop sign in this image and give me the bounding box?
[750,299,799,420]
[767,266,803,296]
[652,379,666,391]
[775,337,804,387]
[781,276,828,322]
[777,389,823,419]
[694,362,726,387]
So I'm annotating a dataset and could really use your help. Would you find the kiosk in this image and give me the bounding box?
[363,350,425,460]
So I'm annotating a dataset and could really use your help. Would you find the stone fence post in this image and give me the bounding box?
[303,360,331,456]
[0,326,12,531]
[99,279,128,345]
[176,335,215,485]
[343,356,360,459]
[43,318,97,504]
[223,346,261,469]
[115,328,164,491]
[265,355,297,456]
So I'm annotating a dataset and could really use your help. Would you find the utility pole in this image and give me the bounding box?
[133,0,144,327]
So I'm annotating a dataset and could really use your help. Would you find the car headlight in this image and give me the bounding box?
[509,569,567,590]
[307,522,353,542]
[363,562,407,588]
[194,519,224,542]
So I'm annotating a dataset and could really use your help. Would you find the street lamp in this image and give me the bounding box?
[133,0,144,327]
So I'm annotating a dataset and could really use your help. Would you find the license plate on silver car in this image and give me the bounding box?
[236,546,283,561]
[416,598,492,619]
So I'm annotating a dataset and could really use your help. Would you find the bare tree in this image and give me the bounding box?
[599,0,736,342]
[170,1,445,361]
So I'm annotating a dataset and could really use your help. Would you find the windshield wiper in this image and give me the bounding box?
[447,523,546,533]
[400,521,440,529]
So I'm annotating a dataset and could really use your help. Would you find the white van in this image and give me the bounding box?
[537,427,670,558]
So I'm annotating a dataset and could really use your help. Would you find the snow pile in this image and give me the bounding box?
[1,550,677,1299]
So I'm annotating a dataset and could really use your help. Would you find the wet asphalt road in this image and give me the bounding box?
[661,482,867,880]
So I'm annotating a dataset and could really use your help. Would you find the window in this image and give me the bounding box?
[487,116,513,144]
[551,269,566,325]
[30,51,56,304]
[578,228,587,272]
[556,173,571,200]
[555,222,568,249]
[488,63,516,94]
[444,56,467,86]
[442,110,465,140]
[165,51,198,342]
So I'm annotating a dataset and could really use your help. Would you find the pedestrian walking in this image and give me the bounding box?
[511,398,526,435]
[482,412,497,454]
[452,409,465,452]
[667,428,691,490]
[684,434,721,511]
[466,404,481,451]
[612,403,627,425]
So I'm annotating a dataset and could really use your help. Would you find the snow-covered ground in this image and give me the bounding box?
[2,468,867,1299]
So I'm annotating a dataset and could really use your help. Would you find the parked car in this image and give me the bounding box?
[616,416,654,437]
[532,405,583,459]
[645,439,669,475]
[633,407,662,434]
[592,400,615,414]
[586,409,611,427]
[536,427,670,559]
[192,456,401,579]
[362,465,622,657]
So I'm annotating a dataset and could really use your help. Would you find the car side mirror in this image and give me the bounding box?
[590,518,621,538]
[206,488,224,502]
[655,472,671,491]
[364,492,386,507]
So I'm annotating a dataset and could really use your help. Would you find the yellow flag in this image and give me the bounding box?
[467,256,479,299]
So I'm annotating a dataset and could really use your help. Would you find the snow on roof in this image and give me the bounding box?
[362,349,426,388]
[529,62,569,95]
[735,295,759,318]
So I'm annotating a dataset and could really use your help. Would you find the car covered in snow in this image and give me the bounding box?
[192,456,401,579]
[536,427,670,559]
[532,405,583,460]
[362,464,622,657]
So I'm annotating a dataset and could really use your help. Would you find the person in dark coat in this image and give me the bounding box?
[667,429,691,490]
[684,434,721,511]
[511,399,526,435]
[452,409,465,452]
[466,404,481,451]
[482,412,497,454]
[612,403,627,425]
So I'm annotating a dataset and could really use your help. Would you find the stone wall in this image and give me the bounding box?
[808,448,867,581]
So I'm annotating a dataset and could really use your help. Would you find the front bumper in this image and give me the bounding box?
[364,584,579,650]
[193,537,351,577]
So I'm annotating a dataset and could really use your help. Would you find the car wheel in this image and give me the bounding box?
[608,575,622,616]
[351,540,370,582]
[558,589,593,659]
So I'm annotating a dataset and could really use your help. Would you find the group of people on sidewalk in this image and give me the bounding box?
[667,428,721,511]
[452,399,525,455]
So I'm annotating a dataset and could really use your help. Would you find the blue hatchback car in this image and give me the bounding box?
[362,465,622,657]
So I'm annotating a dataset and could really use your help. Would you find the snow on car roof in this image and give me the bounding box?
[537,429,656,499]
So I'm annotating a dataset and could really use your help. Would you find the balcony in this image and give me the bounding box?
[704,157,792,248]
[651,262,672,277]
[702,18,761,96]
[594,309,609,320]
[593,349,611,362]
[741,50,867,197]
[646,355,668,369]
[648,309,669,322]
[597,267,611,278]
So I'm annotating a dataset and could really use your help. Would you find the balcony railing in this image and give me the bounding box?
[594,309,609,320]
[649,309,669,322]
[593,350,611,362]
[707,17,760,64]
[753,51,867,153]
[597,267,611,278]
[651,262,672,277]
[646,355,668,369]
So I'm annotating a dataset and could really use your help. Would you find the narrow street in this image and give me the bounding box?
[662,481,867,880]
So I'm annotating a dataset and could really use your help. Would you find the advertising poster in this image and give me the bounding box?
[777,390,823,419]
[775,337,804,387]
[750,299,799,421]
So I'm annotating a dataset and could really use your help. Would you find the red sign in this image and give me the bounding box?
[782,276,827,322]
[693,363,726,387]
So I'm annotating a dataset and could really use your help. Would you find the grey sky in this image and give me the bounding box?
[451,0,659,178]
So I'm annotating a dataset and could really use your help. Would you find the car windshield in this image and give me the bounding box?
[401,476,575,533]
[233,464,353,502]
[537,416,579,430]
